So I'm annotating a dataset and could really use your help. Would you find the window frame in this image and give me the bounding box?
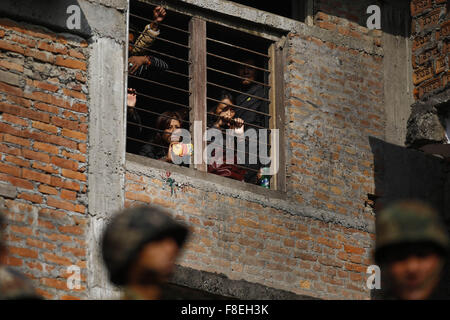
[126,0,287,192]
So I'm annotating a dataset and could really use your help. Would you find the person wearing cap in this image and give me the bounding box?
[101,205,189,300]
[0,212,41,300]
[375,200,450,300]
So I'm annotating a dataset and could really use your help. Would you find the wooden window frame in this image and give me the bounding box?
[128,0,286,192]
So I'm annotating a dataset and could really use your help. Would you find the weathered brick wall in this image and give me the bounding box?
[411,0,449,100]
[314,0,383,47]
[124,14,385,299]
[0,18,89,300]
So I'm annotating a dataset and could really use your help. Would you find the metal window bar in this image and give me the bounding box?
[129,13,191,35]
[135,91,191,110]
[127,136,169,151]
[207,67,269,88]
[207,52,270,73]
[207,82,270,103]
[206,37,270,58]
[206,123,272,150]
[206,111,269,131]
[206,97,271,119]
[129,27,190,49]
[130,107,192,125]
[129,43,191,64]
[129,74,191,94]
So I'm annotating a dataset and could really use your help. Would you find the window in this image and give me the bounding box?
[127,0,286,191]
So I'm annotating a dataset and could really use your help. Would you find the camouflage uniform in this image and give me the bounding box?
[101,205,189,299]
[375,200,450,299]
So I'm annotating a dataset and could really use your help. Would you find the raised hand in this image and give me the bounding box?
[153,6,166,24]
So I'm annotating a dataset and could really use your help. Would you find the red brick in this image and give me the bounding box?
[61,169,86,182]
[40,278,69,291]
[0,39,25,54]
[58,225,84,235]
[28,80,59,93]
[2,256,23,267]
[4,155,30,167]
[2,113,28,127]
[32,121,58,134]
[37,41,68,54]
[0,102,50,123]
[0,59,24,72]
[18,192,43,204]
[47,197,80,213]
[22,168,51,184]
[42,252,72,266]
[51,156,78,171]
[60,189,77,201]
[26,238,56,251]
[22,149,50,163]
[36,288,53,299]
[0,162,21,177]
[33,141,59,155]
[51,116,79,130]
[32,162,58,174]
[24,91,70,109]
[61,128,86,141]
[8,246,38,258]
[24,48,55,63]
[0,174,34,189]
[0,81,23,97]
[344,245,365,254]
[62,88,86,101]
[61,295,81,300]
[34,102,59,114]
[61,150,86,163]
[55,56,87,71]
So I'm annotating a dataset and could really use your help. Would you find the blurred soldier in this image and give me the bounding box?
[375,200,450,300]
[101,205,189,300]
[0,212,41,300]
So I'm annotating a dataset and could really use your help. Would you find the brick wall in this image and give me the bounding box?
[124,9,385,298]
[314,0,383,47]
[411,0,449,100]
[0,18,89,300]
[0,0,405,300]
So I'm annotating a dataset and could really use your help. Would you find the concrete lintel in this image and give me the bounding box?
[0,0,126,40]
[170,265,318,300]
[145,0,384,56]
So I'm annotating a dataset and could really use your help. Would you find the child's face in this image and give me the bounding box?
[163,119,181,144]
[215,98,233,115]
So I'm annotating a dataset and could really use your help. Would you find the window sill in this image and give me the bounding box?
[125,153,287,200]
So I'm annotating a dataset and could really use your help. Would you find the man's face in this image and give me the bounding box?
[131,237,180,285]
[385,246,444,300]
[163,119,181,144]
[238,60,257,86]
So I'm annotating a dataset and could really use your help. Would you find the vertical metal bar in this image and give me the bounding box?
[189,17,207,172]
[269,42,286,192]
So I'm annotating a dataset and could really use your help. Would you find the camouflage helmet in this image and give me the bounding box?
[101,205,189,286]
[375,200,449,262]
